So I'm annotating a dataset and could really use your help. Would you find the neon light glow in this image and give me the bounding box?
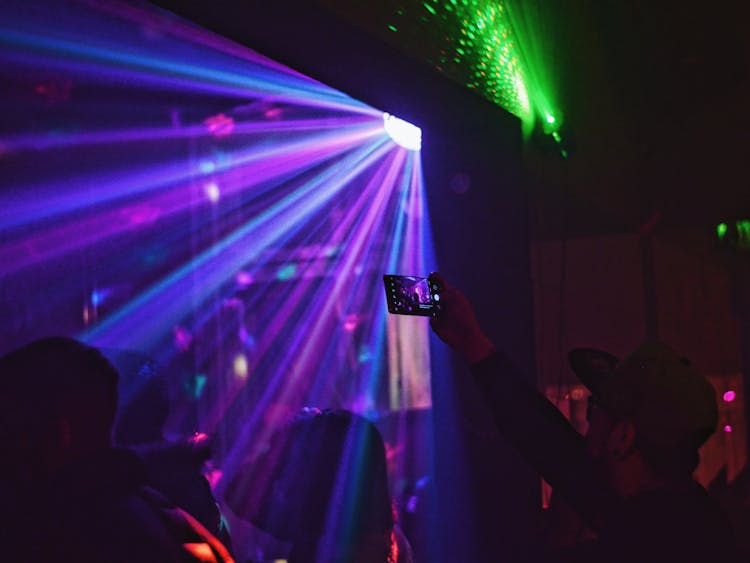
[716,219,750,251]
[427,0,533,124]
[0,0,437,555]
[738,220,750,246]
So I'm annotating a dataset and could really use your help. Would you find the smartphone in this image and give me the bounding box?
[383,274,440,316]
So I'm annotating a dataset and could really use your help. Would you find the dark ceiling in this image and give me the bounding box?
[150,0,750,241]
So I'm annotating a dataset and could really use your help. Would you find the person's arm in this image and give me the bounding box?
[429,273,617,531]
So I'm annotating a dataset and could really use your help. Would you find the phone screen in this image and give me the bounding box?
[383,274,440,316]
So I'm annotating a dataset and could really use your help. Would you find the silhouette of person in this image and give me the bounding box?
[225,408,413,562]
[428,273,738,563]
[113,355,229,546]
[0,336,233,563]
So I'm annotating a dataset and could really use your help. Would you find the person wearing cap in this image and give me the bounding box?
[428,273,738,563]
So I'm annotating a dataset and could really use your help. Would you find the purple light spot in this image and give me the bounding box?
[203,113,234,137]
[723,390,736,403]
[236,270,254,287]
[343,313,359,332]
[173,325,193,351]
[123,204,160,225]
[264,107,283,119]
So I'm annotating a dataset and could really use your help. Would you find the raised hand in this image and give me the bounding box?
[428,272,496,363]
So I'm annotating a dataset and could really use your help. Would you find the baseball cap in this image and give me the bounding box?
[568,342,718,450]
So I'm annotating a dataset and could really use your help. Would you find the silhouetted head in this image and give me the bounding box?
[228,408,393,560]
[0,336,119,479]
[570,342,717,488]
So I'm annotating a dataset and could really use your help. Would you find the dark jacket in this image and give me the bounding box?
[8,448,233,563]
[471,352,738,563]
[137,439,230,547]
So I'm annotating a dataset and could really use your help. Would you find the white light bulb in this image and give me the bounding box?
[383,113,422,151]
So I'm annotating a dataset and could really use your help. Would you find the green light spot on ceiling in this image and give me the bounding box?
[366,1,560,138]
[717,222,728,239]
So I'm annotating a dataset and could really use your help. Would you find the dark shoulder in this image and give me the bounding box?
[609,482,738,562]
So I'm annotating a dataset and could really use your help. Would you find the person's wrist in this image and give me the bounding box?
[462,333,496,364]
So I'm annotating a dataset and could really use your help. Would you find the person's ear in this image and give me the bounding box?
[607,419,636,461]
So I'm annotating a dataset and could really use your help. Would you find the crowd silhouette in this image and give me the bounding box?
[0,272,744,562]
